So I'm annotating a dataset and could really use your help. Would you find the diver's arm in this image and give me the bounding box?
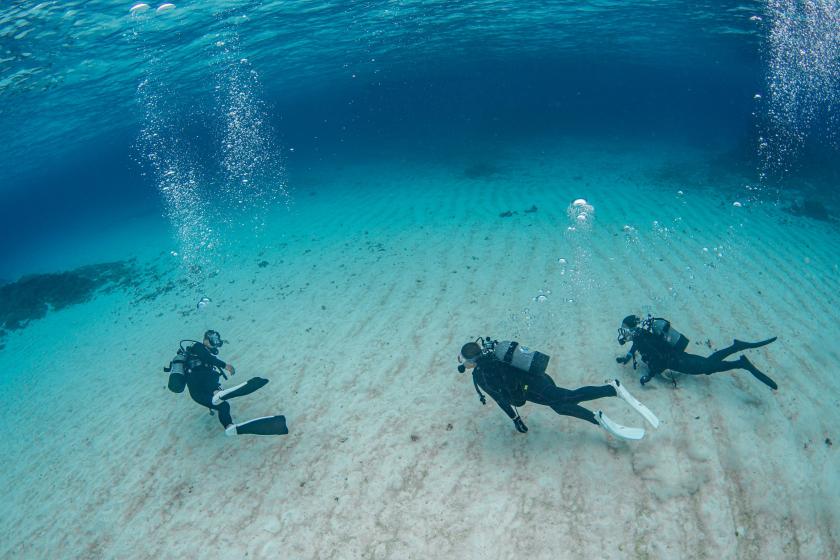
[193,343,229,370]
[474,367,526,431]
[206,353,228,370]
[494,398,527,432]
[204,346,229,370]
[617,342,637,364]
[496,401,528,434]
[473,370,515,417]
[470,371,488,405]
[495,399,517,420]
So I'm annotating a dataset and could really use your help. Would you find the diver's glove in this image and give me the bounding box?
[639,374,652,386]
[513,416,528,433]
[616,353,632,365]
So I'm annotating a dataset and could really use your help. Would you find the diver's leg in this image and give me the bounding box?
[526,374,616,405]
[229,415,289,436]
[638,356,667,385]
[549,403,599,425]
[186,384,235,430]
[212,377,269,405]
[707,337,777,361]
[675,354,778,390]
[676,353,775,378]
[640,364,664,385]
[212,381,247,405]
[214,401,233,428]
[558,385,618,403]
[739,356,778,390]
[522,373,561,404]
[672,353,738,375]
[545,392,647,439]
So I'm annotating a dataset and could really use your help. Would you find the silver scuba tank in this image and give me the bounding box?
[651,318,689,352]
[166,354,187,393]
[493,341,550,375]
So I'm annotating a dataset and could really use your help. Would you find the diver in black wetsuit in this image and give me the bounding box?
[615,315,778,390]
[167,330,288,436]
[459,338,659,440]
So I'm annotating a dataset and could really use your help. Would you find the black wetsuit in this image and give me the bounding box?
[626,330,778,389]
[184,343,233,427]
[472,354,616,425]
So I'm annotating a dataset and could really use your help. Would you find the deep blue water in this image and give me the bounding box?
[1,0,838,278]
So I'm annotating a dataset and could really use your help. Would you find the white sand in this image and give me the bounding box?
[1,137,839,559]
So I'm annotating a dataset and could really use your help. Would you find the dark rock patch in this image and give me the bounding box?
[0,261,135,342]
[136,280,178,303]
[524,205,538,213]
[499,210,517,218]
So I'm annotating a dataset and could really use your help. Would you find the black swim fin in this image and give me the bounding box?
[740,356,778,390]
[219,377,269,401]
[732,337,777,352]
[234,415,288,435]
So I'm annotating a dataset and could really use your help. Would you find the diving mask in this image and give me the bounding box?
[205,330,224,350]
[457,353,478,373]
[617,327,634,345]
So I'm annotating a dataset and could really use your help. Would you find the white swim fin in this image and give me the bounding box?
[608,379,660,429]
[212,381,247,405]
[595,410,645,441]
[212,377,269,405]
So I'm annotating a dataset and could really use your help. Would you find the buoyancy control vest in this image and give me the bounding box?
[646,317,689,353]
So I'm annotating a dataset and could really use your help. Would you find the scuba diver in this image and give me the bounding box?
[164,330,288,436]
[459,337,659,441]
[616,314,778,390]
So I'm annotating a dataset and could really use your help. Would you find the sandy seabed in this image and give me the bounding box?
[1,139,838,559]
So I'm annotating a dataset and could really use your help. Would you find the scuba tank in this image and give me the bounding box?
[492,340,550,375]
[648,317,689,353]
[163,340,202,394]
[165,353,187,393]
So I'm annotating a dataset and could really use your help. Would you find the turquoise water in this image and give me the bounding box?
[1,1,837,278]
[0,2,824,277]
[1,1,837,277]
[1,2,839,558]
